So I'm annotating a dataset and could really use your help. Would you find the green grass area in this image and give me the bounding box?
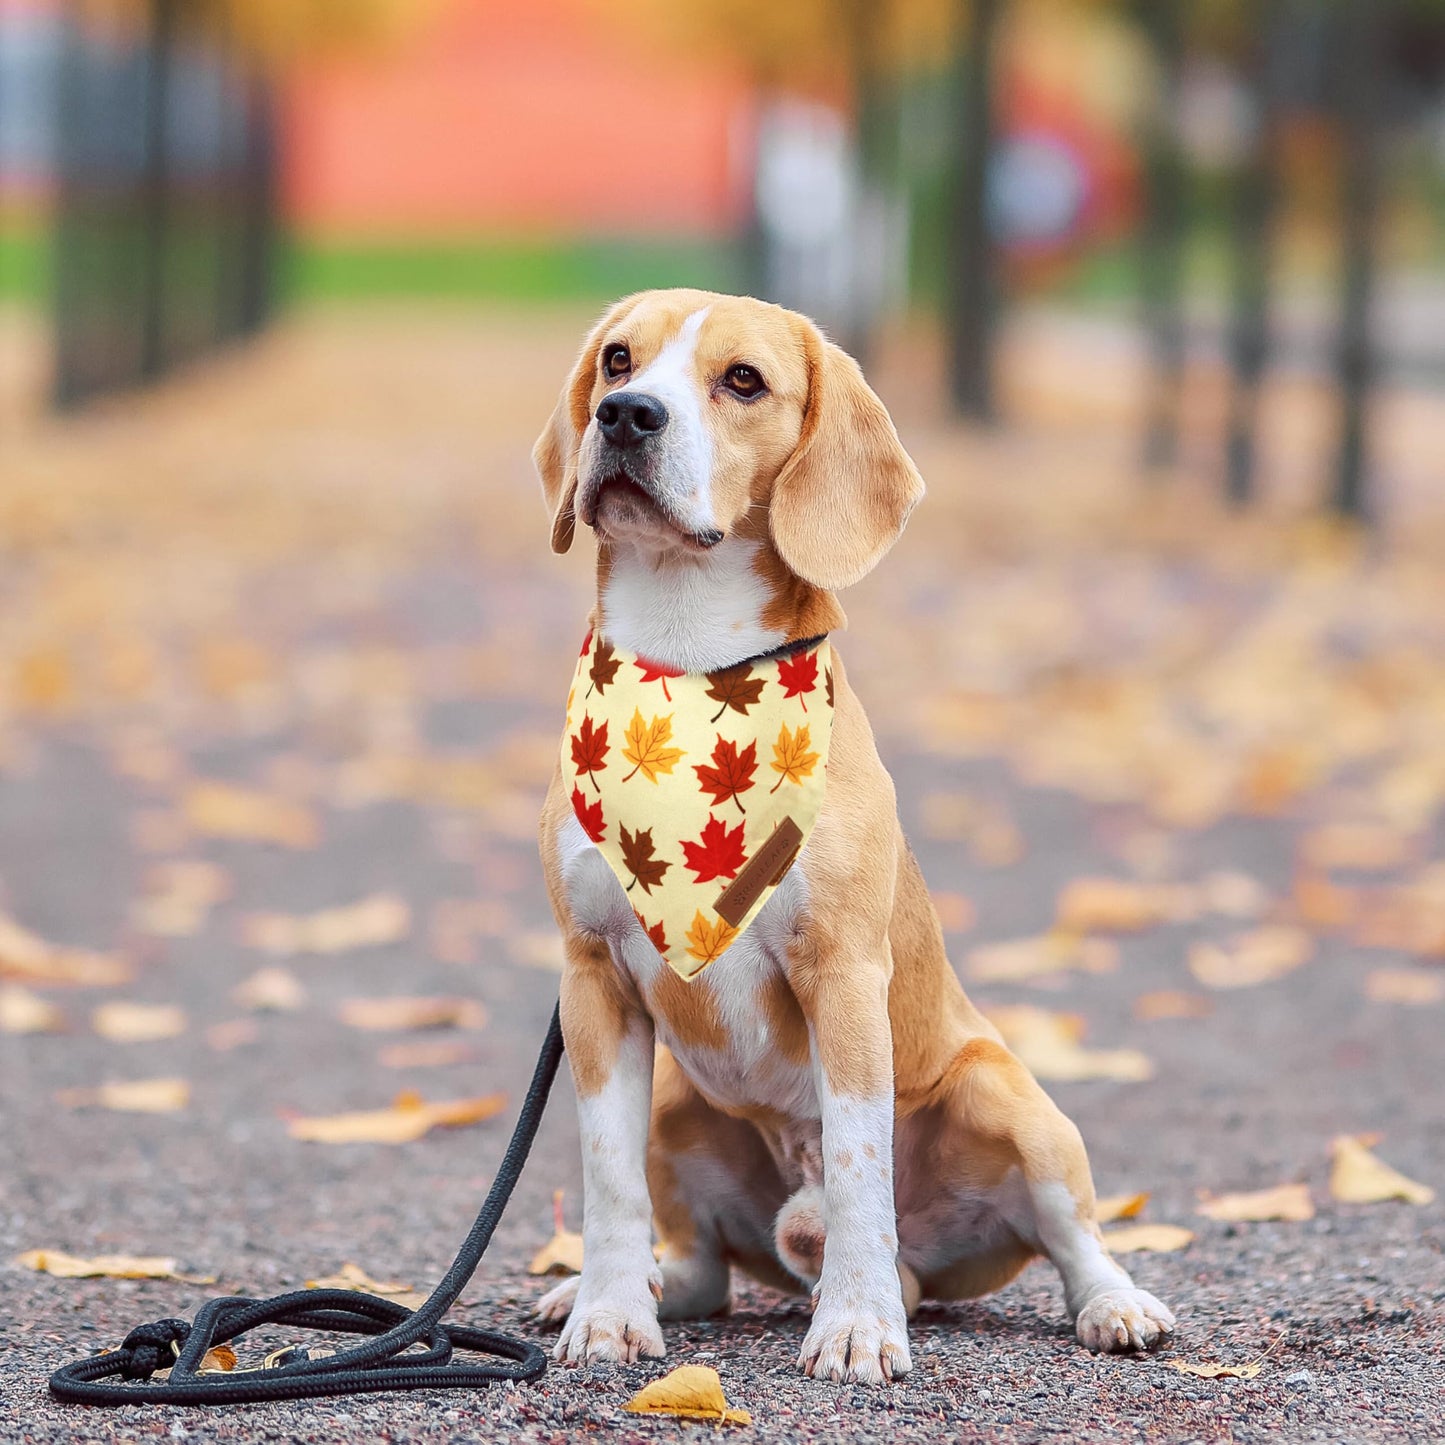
[0,227,49,301]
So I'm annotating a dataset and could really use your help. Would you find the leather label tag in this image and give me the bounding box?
[714,817,805,927]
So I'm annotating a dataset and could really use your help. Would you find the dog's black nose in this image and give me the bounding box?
[596,392,668,449]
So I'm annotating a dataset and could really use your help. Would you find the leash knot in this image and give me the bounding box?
[119,1318,190,1380]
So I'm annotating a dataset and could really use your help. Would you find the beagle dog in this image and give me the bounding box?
[531,290,1175,1385]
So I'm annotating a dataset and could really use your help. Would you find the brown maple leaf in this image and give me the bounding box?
[705,664,765,723]
[570,715,609,792]
[693,736,757,814]
[825,666,835,709]
[620,824,670,894]
[588,640,620,696]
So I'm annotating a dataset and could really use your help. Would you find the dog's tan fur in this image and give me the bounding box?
[531,290,1174,1384]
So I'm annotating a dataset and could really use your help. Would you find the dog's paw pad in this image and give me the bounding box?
[799,1308,912,1385]
[1076,1288,1176,1353]
[554,1290,664,1366]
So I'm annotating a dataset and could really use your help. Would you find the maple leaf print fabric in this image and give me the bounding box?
[562,633,834,978]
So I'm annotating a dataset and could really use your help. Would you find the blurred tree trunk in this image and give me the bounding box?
[1334,0,1385,520]
[946,0,1001,422]
[1224,0,1285,506]
[1137,0,1187,473]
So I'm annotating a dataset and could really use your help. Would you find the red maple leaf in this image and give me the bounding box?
[635,656,685,702]
[579,629,594,657]
[571,787,605,843]
[693,735,758,814]
[633,910,668,956]
[570,714,609,791]
[681,814,747,884]
[777,649,820,710]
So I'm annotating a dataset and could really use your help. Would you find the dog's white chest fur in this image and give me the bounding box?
[557,814,817,1118]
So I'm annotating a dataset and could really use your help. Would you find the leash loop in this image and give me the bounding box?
[48,1003,564,1407]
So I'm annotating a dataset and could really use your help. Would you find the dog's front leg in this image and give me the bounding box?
[797,950,911,1384]
[551,937,664,1365]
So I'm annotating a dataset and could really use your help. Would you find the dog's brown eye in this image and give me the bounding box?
[724,364,765,399]
[603,344,631,379]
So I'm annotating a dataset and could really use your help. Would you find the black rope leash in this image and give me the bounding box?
[48,1003,564,1406]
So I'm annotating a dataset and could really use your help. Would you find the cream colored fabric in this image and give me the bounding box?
[562,631,834,978]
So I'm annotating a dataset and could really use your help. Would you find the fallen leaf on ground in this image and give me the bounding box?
[55,1077,190,1113]
[377,1039,475,1069]
[132,860,232,937]
[919,793,1025,866]
[967,933,1117,983]
[287,1089,506,1144]
[623,1365,751,1425]
[984,1005,1153,1082]
[339,996,487,1032]
[1133,989,1213,1021]
[1300,822,1414,873]
[0,912,131,988]
[1329,1135,1435,1205]
[1169,1358,1262,1380]
[243,894,410,956]
[233,966,307,1012]
[91,1001,187,1042]
[932,891,977,933]
[1364,968,1445,1006]
[0,984,66,1033]
[306,1262,425,1311]
[528,1190,584,1276]
[206,1018,259,1051]
[199,1345,238,1373]
[14,1249,212,1282]
[1095,1192,1150,1224]
[1197,1182,1315,1222]
[1189,926,1313,990]
[182,780,320,849]
[1101,1223,1194,1254]
[1056,878,1165,934]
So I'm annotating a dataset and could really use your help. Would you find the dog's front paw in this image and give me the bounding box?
[799,1301,911,1385]
[553,1272,665,1366]
[1076,1288,1176,1353]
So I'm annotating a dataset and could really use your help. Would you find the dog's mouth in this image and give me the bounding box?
[583,472,722,551]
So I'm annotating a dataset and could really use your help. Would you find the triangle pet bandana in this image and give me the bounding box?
[562,630,834,979]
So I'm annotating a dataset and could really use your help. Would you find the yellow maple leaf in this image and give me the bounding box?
[14,1249,212,1283]
[684,910,738,966]
[621,709,684,783]
[1101,1223,1194,1254]
[1329,1135,1435,1205]
[768,722,819,792]
[528,1190,584,1276]
[287,1090,506,1144]
[1197,1182,1315,1222]
[623,1364,751,1425]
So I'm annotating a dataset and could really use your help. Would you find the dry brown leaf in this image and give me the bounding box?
[377,1039,475,1070]
[1197,1182,1315,1222]
[182,780,320,849]
[1168,1358,1262,1380]
[242,894,410,956]
[133,860,231,937]
[1132,989,1213,1021]
[984,1005,1153,1082]
[287,1089,506,1144]
[91,1001,187,1042]
[199,1344,238,1373]
[1101,1223,1194,1254]
[623,1365,751,1426]
[1300,822,1413,873]
[1095,1191,1150,1224]
[1189,926,1313,990]
[1055,878,1163,934]
[0,984,66,1034]
[528,1190,584,1276]
[14,1249,212,1282]
[232,967,306,1012]
[1329,1135,1435,1205]
[0,912,131,988]
[1364,968,1445,1006]
[306,1262,426,1311]
[339,996,487,1032]
[1292,872,1360,931]
[967,933,1117,983]
[56,1077,190,1113]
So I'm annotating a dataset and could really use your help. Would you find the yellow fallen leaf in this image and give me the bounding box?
[182,780,320,849]
[1189,926,1313,990]
[1095,1191,1149,1224]
[377,1039,475,1069]
[0,984,66,1034]
[287,1090,506,1144]
[623,1365,751,1426]
[14,1249,212,1283]
[242,894,410,956]
[1101,1223,1194,1254]
[528,1190,584,1276]
[1364,968,1445,1006]
[56,1077,190,1113]
[1300,822,1413,873]
[0,912,131,988]
[1197,1182,1315,1222]
[967,933,1117,983]
[984,1005,1153,1082]
[132,860,232,937]
[339,996,487,1032]
[306,1262,426,1311]
[199,1345,238,1373]
[232,967,306,1012]
[1132,989,1213,1021]
[91,1001,188,1042]
[1329,1135,1435,1205]
[1055,878,1163,934]
[1168,1358,1261,1380]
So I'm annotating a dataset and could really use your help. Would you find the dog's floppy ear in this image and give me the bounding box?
[533,295,639,554]
[768,321,925,590]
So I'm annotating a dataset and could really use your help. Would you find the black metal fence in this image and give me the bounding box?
[51,0,277,408]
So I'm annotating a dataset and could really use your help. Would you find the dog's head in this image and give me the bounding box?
[533,290,924,591]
